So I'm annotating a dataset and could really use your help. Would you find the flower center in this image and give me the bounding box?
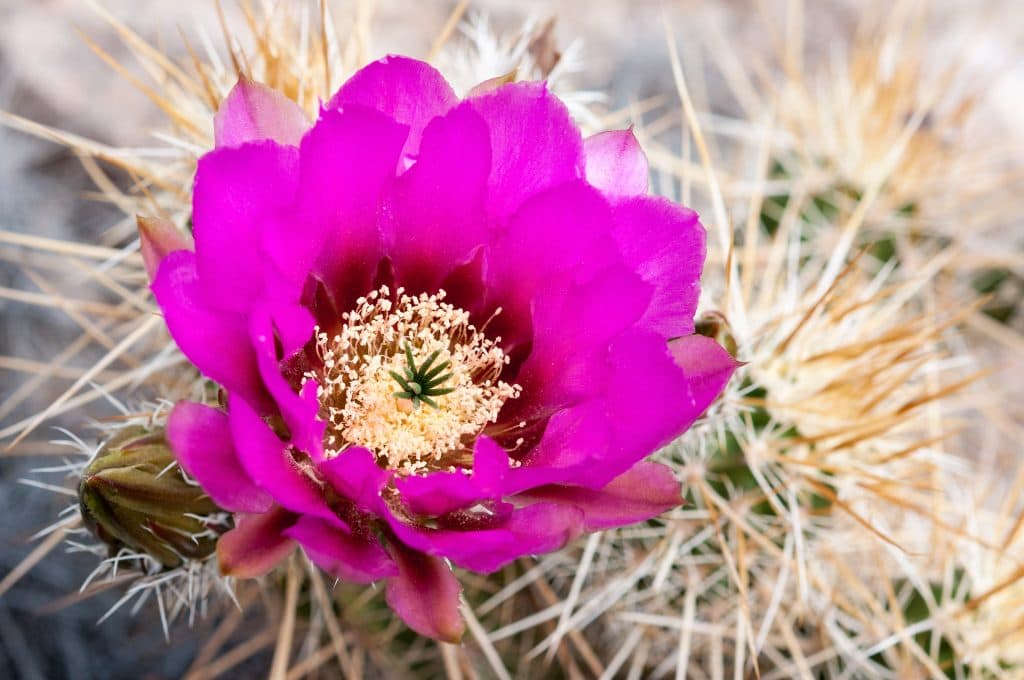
[306,286,520,474]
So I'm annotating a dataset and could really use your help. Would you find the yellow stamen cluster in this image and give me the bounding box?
[305,286,519,474]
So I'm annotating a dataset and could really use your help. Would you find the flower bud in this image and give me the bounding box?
[695,311,738,358]
[78,426,229,569]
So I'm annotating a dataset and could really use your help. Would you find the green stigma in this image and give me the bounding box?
[389,341,455,409]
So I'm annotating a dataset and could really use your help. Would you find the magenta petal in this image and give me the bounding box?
[192,142,300,311]
[228,393,332,519]
[152,251,271,410]
[390,102,492,291]
[386,502,583,573]
[214,78,310,148]
[397,437,509,517]
[328,55,455,161]
[583,129,648,196]
[317,448,390,514]
[248,303,324,457]
[669,334,739,405]
[469,81,584,220]
[602,330,712,482]
[257,300,316,356]
[611,196,705,338]
[511,265,651,421]
[385,543,464,643]
[483,181,621,348]
[504,400,612,494]
[217,506,296,578]
[515,461,681,531]
[167,401,272,513]
[487,181,617,289]
[286,516,397,584]
[512,332,732,492]
[297,106,408,305]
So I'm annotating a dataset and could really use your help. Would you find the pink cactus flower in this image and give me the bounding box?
[151,56,735,641]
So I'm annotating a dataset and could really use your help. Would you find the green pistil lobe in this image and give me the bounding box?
[390,341,456,409]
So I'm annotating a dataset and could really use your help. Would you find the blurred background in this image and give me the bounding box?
[0,1,1021,678]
